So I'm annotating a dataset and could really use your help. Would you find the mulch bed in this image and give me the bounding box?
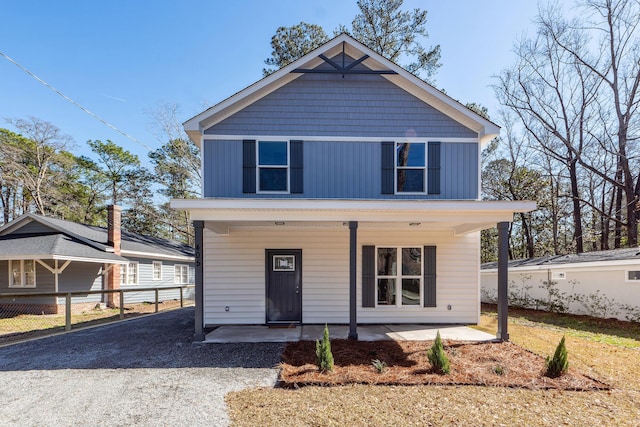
[279,339,609,390]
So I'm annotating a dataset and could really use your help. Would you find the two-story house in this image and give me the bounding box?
[172,34,535,341]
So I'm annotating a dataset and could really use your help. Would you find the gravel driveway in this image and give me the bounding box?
[0,308,284,426]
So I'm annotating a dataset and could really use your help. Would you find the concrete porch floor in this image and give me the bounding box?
[204,324,495,343]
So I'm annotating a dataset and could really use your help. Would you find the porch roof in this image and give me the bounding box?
[0,233,129,264]
[171,198,536,235]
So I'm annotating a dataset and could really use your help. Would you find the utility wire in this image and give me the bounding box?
[0,50,152,150]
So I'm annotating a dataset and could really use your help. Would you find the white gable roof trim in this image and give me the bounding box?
[184,34,500,147]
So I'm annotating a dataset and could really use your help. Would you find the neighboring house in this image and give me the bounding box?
[481,247,640,321]
[172,34,535,340]
[0,206,195,314]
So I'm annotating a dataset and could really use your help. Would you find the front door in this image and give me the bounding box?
[266,249,302,323]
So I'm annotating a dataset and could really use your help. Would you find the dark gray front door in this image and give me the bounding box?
[266,249,302,323]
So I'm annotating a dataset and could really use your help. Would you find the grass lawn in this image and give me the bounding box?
[226,306,640,426]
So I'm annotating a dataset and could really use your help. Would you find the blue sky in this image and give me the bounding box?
[1,1,541,164]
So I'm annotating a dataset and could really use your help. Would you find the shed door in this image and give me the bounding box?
[266,249,302,323]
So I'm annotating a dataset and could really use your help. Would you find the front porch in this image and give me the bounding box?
[204,323,495,343]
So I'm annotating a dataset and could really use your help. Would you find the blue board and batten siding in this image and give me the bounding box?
[203,140,478,199]
[202,71,479,200]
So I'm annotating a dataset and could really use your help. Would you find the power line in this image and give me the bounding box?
[0,50,152,151]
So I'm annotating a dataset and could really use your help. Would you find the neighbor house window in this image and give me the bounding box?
[152,261,162,280]
[396,142,426,193]
[258,141,289,192]
[551,271,566,280]
[121,262,138,285]
[174,264,189,284]
[627,271,640,281]
[9,260,36,288]
[376,247,422,306]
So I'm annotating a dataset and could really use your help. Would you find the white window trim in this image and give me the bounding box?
[152,261,163,281]
[394,142,427,195]
[256,140,290,194]
[174,264,190,284]
[551,271,566,280]
[121,262,139,285]
[8,260,37,288]
[625,270,640,282]
[375,246,423,308]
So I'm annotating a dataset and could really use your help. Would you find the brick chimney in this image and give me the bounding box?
[106,205,122,307]
[108,205,122,255]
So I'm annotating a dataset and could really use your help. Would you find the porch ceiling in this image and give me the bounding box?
[172,199,536,235]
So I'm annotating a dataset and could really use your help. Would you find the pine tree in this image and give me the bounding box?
[427,330,450,374]
[315,324,334,373]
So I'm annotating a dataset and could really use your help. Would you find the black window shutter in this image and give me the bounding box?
[381,141,394,194]
[242,140,256,193]
[428,141,441,194]
[362,245,375,307]
[423,245,436,307]
[290,140,303,194]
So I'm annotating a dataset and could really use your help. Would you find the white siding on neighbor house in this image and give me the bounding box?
[203,226,481,326]
[481,266,640,321]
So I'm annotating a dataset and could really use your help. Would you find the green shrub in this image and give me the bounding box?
[371,359,387,373]
[315,324,334,372]
[545,335,569,378]
[427,330,450,374]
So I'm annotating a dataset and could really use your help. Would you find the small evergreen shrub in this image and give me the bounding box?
[545,335,569,378]
[371,359,387,373]
[427,331,450,374]
[492,365,505,376]
[315,324,334,373]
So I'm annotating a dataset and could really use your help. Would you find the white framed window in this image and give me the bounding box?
[174,264,189,284]
[152,261,163,280]
[376,247,422,306]
[9,260,36,288]
[626,271,640,282]
[395,142,426,193]
[551,271,566,280]
[257,141,289,193]
[120,262,139,285]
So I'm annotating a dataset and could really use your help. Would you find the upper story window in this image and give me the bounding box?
[9,260,36,288]
[258,141,289,192]
[396,142,426,193]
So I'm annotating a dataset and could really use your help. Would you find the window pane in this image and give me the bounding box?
[128,263,137,284]
[181,266,188,284]
[259,141,287,165]
[629,271,640,280]
[402,248,422,275]
[120,265,126,284]
[24,260,35,287]
[153,262,161,280]
[11,261,20,286]
[377,279,396,305]
[396,143,425,167]
[402,279,420,305]
[397,169,424,192]
[259,168,287,191]
[377,248,397,276]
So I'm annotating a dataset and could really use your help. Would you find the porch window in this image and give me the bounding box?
[174,264,189,284]
[9,260,36,288]
[376,247,422,306]
[121,262,138,285]
[152,261,162,280]
[396,142,426,193]
[258,141,289,192]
